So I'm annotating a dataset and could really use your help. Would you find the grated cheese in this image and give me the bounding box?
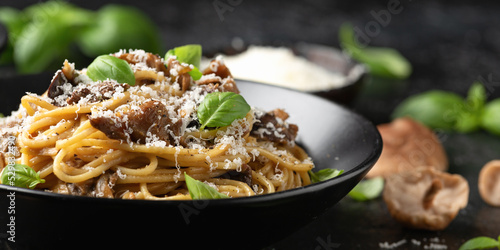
[203,45,363,92]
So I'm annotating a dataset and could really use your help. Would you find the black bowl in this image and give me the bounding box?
[0,79,381,250]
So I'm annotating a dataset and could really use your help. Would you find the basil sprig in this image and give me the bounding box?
[459,235,500,250]
[392,81,500,134]
[184,173,229,200]
[165,44,203,80]
[86,55,136,86]
[1,164,45,189]
[348,177,384,201]
[0,2,162,74]
[309,168,344,183]
[339,22,412,80]
[197,92,251,130]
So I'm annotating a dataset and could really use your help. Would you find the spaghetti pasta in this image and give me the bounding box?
[0,49,314,200]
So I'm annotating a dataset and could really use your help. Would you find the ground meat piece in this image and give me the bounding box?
[53,172,118,198]
[95,173,118,198]
[217,164,252,187]
[251,109,298,145]
[66,81,128,105]
[116,52,168,76]
[199,58,239,93]
[203,58,232,79]
[89,100,182,146]
[197,75,240,94]
[47,70,75,100]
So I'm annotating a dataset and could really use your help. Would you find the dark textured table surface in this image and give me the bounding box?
[2,1,500,249]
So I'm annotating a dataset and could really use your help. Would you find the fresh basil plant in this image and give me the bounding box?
[392,82,498,134]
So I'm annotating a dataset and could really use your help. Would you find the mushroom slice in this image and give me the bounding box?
[478,160,500,207]
[367,117,448,178]
[383,167,469,231]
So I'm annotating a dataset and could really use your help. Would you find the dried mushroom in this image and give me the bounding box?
[383,167,469,231]
[367,117,448,178]
[478,160,500,207]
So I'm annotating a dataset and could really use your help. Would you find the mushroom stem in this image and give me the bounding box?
[423,178,443,210]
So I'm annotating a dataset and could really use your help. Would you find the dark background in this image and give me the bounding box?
[2,0,500,249]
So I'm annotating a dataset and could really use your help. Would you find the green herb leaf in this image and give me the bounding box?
[481,99,500,136]
[0,7,28,65]
[12,1,94,73]
[188,67,203,81]
[309,168,344,183]
[348,177,384,201]
[339,23,412,79]
[77,4,162,57]
[197,92,251,130]
[1,164,45,189]
[165,44,203,80]
[87,55,136,85]
[391,90,465,131]
[13,18,73,73]
[184,173,229,200]
[459,236,499,250]
[466,81,487,112]
[165,44,202,68]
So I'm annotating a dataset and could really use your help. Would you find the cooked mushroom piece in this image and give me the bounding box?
[478,160,500,207]
[383,167,469,231]
[366,117,448,178]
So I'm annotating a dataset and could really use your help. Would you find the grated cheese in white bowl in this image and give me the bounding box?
[202,45,365,92]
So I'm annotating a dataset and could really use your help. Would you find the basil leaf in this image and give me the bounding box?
[309,168,344,183]
[184,173,229,200]
[348,177,384,201]
[339,23,412,80]
[12,1,93,73]
[392,90,465,131]
[165,44,202,68]
[165,44,203,80]
[0,7,28,65]
[454,82,487,133]
[87,55,135,85]
[1,164,45,189]
[459,236,499,250]
[14,17,74,73]
[466,81,487,112]
[77,5,162,57]
[481,99,500,136]
[197,92,251,130]
[188,67,203,81]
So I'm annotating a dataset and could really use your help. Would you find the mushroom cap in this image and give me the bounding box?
[367,117,448,179]
[478,160,500,207]
[383,167,469,231]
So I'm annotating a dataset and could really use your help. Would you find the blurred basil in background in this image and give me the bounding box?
[0,1,162,74]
